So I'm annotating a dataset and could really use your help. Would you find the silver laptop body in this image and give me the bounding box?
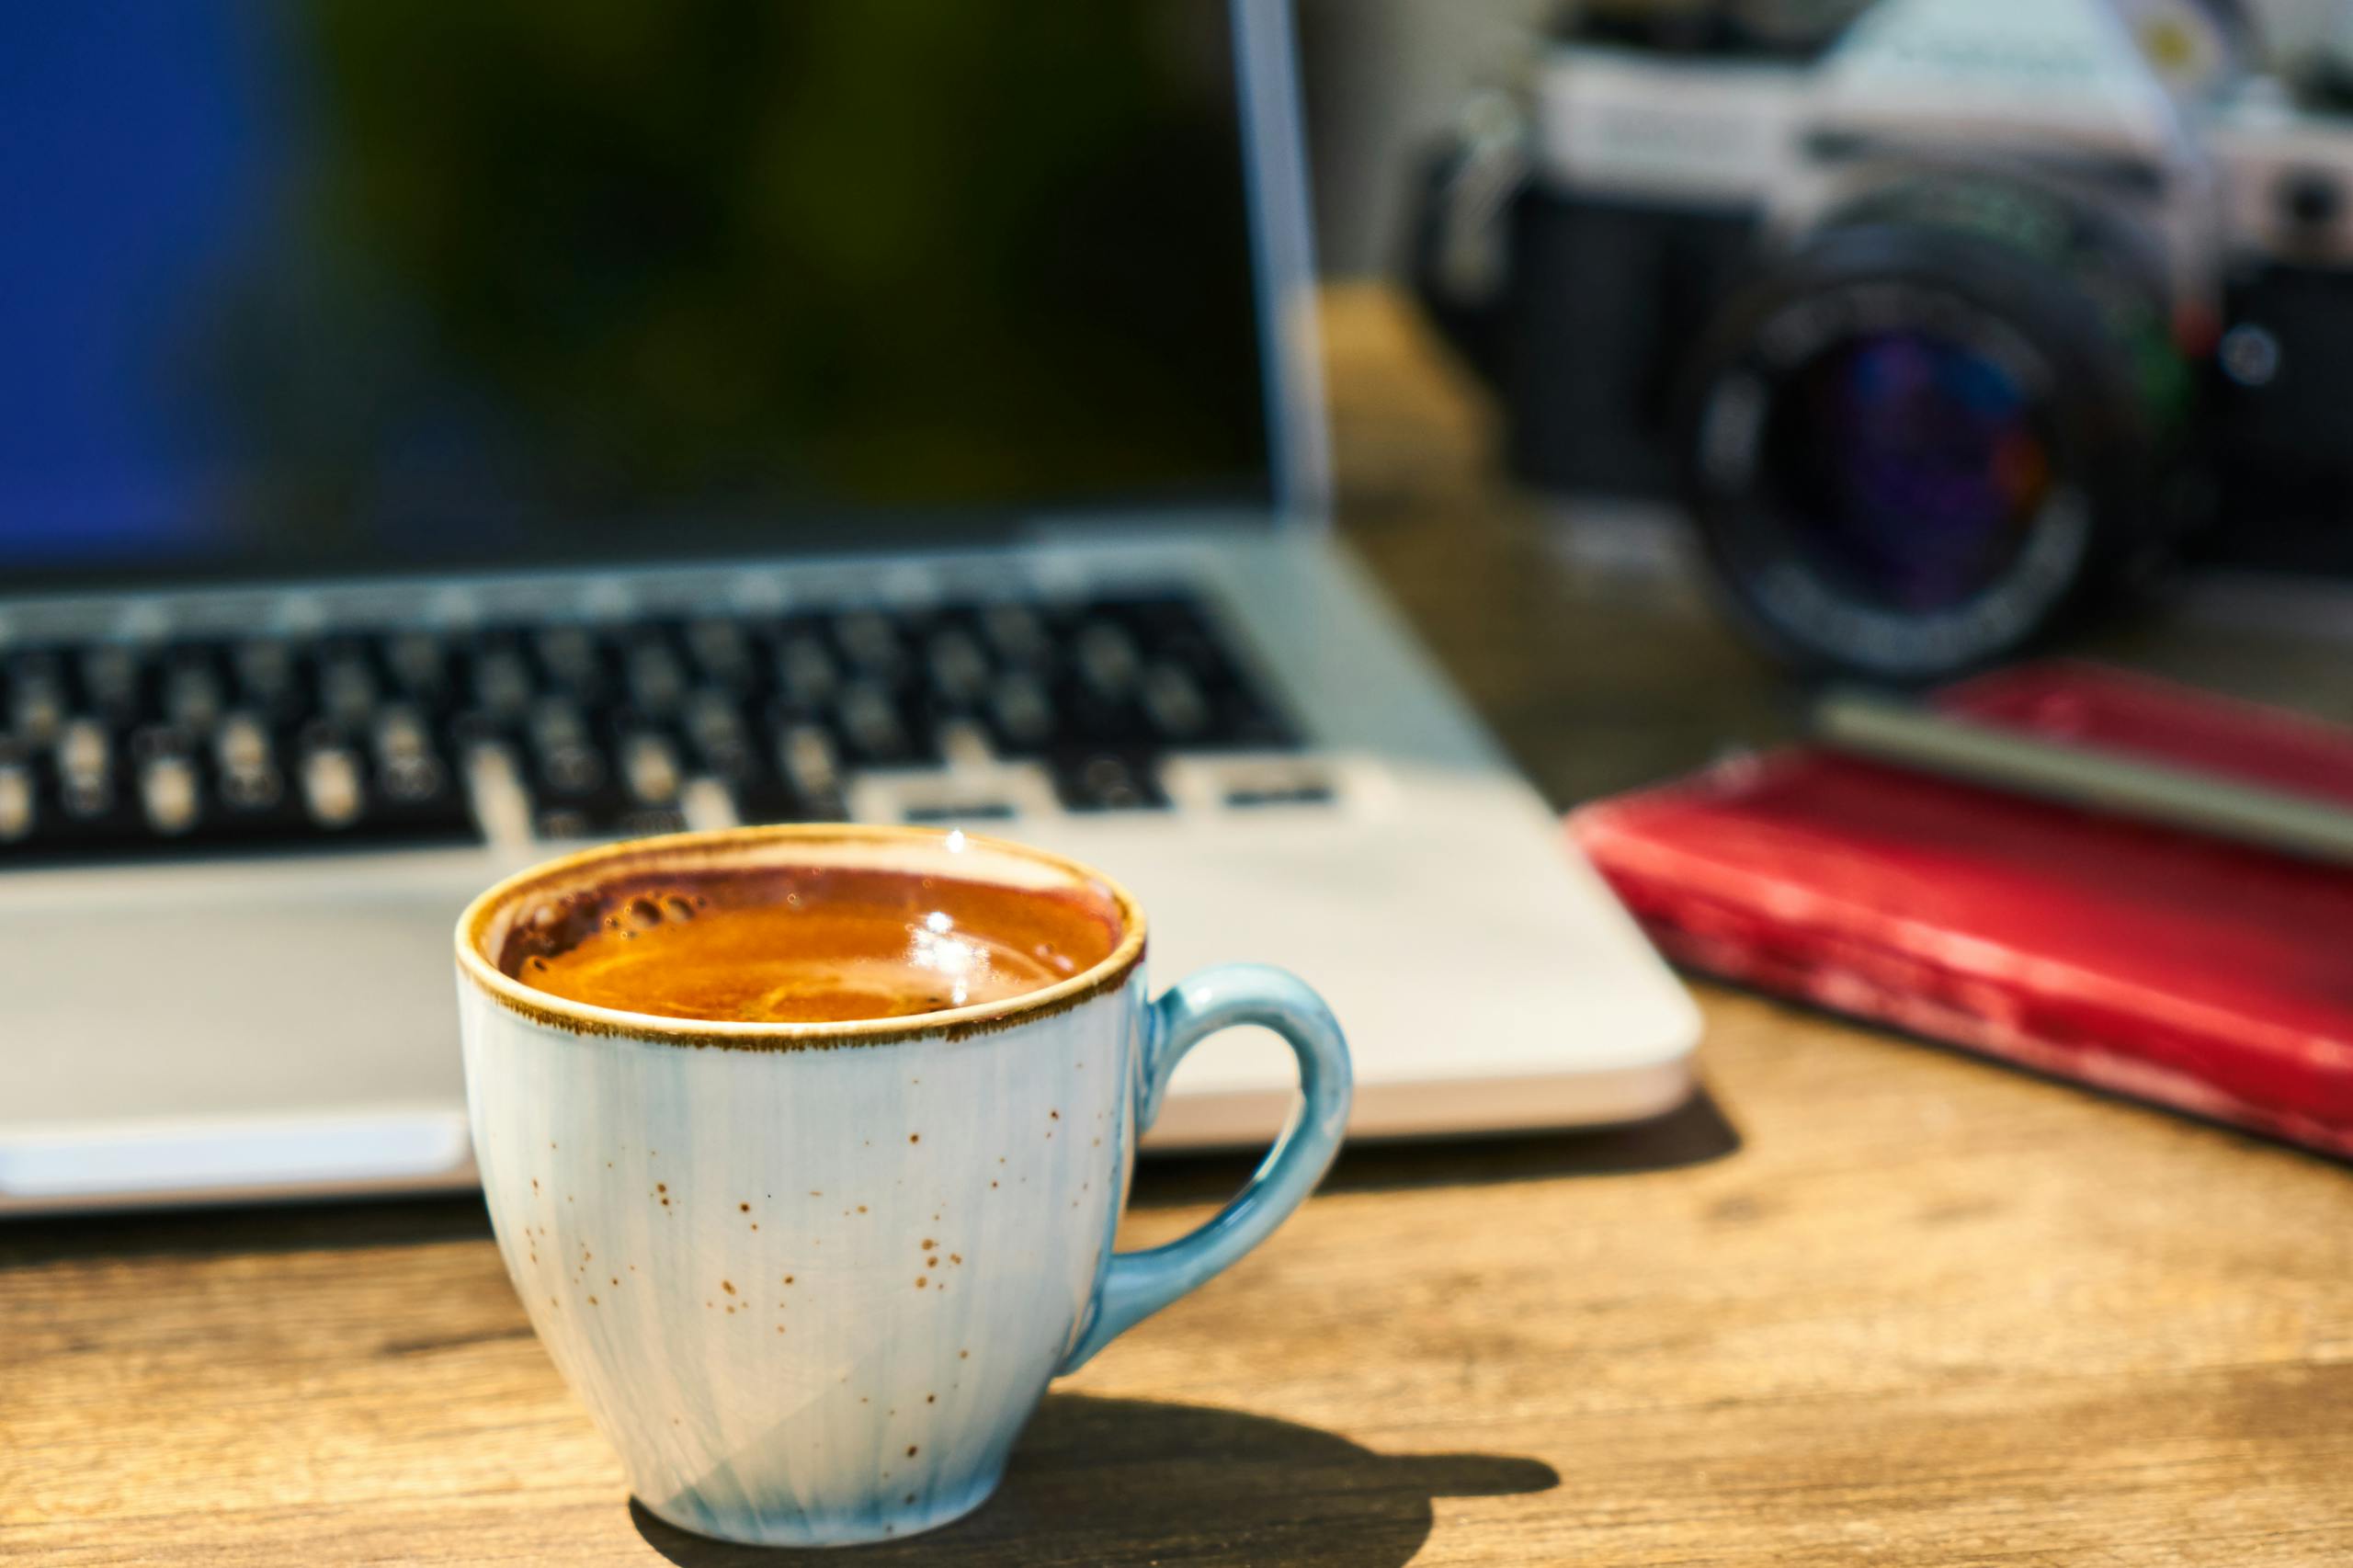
[0,0,1696,1212]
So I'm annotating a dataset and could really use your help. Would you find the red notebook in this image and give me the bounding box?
[1571,664,2353,1154]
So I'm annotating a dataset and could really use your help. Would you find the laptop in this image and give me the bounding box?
[0,0,1698,1213]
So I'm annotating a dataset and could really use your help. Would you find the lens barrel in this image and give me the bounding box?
[1680,208,2181,678]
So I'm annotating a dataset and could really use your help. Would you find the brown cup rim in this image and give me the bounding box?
[455,823,1147,1051]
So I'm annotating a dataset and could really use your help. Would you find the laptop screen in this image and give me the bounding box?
[2,3,1276,591]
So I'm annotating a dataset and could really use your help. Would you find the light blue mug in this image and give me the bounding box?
[456,824,1351,1548]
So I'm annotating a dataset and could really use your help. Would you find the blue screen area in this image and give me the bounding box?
[3,6,285,565]
[0,2,1270,587]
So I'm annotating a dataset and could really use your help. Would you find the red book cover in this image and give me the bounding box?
[1571,664,2353,1154]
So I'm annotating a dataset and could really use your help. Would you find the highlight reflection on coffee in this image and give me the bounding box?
[500,865,1121,1024]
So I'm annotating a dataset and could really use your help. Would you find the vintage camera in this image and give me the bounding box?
[1418,0,2353,677]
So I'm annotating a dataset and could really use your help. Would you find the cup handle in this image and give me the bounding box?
[1058,963,1352,1373]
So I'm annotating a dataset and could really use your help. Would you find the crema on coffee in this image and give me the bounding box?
[499,864,1120,1024]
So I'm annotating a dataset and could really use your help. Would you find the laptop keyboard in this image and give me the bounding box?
[0,590,1301,863]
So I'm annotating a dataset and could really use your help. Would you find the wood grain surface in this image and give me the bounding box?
[7,287,2353,1566]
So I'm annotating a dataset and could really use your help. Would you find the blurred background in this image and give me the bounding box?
[1298,0,2353,806]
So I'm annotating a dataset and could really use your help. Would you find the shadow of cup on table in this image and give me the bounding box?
[630,1391,1558,1565]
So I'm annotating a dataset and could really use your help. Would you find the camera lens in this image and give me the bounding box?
[1679,219,2172,679]
[1763,330,2053,614]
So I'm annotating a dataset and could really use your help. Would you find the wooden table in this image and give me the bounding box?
[9,290,2353,1566]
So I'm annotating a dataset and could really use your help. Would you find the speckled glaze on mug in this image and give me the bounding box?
[455,825,1351,1548]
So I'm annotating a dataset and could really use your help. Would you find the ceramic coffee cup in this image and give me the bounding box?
[454,824,1351,1547]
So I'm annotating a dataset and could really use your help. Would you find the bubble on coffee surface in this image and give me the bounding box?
[502,883,713,972]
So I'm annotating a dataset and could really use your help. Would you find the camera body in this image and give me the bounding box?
[1420,0,2353,676]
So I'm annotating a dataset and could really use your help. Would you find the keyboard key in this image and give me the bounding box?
[140,750,202,836]
[301,742,367,830]
[987,671,1055,754]
[610,804,688,837]
[232,639,306,720]
[529,700,609,797]
[682,689,757,778]
[621,732,683,806]
[472,641,537,717]
[832,609,904,676]
[1140,664,1211,741]
[373,705,432,758]
[779,722,840,800]
[215,711,272,774]
[213,713,286,813]
[687,695,761,779]
[52,718,125,830]
[1063,685,1152,748]
[8,656,67,744]
[1074,621,1141,698]
[0,755,31,842]
[836,681,913,765]
[41,722,137,843]
[373,706,451,808]
[1224,778,1336,809]
[777,632,837,709]
[1052,751,1169,812]
[78,645,144,722]
[925,627,991,706]
[625,637,689,714]
[318,650,379,728]
[162,653,225,732]
[381,631,450,702]
[533,625,607,697]
[57,718,110,789]
[979,603,1051,665]
[727,773,833,825]
[936,718,994,770]
[683,619,756,688]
